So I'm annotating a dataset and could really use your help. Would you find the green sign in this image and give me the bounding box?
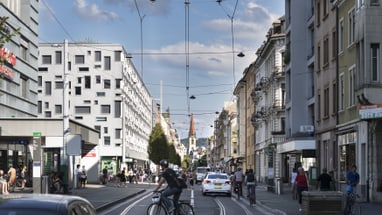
[33,132,42,137]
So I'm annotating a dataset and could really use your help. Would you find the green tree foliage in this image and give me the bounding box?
[168,143,177,165]
[147,123,169,165]
[181,155,191,169]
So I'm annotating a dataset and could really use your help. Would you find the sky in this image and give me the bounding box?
[39,0,285,139]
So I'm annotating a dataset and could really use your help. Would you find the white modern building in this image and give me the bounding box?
[37,42,152,181]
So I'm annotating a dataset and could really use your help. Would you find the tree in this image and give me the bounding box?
[147,123,169,165]
[168,143,177,165]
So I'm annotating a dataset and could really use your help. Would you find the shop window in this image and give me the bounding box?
[339,144,356,182]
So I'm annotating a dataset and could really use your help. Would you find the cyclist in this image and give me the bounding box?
[152,159,182,213]
[347,165,360,190]
[245,169,256,205]
[233,167,244,197]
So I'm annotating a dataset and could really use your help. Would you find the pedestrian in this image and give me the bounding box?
[316,168,332,191]
[291,168,297,199]
[295,167,308,211]
[101,167,108,184]
[0,169,9,195]
[20,166,27,190]
[244,169,256,204]
[233,167,244,196]
[7,164,16,192]
[79,165,87,188]
[74,164,81,189]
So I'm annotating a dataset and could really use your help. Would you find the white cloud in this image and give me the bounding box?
[73,0,119,22]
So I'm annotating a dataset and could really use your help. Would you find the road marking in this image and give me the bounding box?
[215,198,226,215]
[121,191,153,215]
[190,188,194,207]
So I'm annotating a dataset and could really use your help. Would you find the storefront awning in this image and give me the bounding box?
[277,139,315,154]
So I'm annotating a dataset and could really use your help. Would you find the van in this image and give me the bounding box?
[196,166,209,184]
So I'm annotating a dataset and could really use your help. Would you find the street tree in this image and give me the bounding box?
[147,123,169,165]
[168,143,178,165]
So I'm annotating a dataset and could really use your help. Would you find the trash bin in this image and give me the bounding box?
[41,175,49,194]
[301,191,343,215]
[275,178,283,195]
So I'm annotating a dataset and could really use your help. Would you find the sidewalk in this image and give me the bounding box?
[255,183,382,215]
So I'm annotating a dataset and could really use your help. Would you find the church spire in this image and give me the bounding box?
[189,113,196,137]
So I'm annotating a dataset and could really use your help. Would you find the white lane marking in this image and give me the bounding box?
[215,198,226,215]
[121,191,153,215]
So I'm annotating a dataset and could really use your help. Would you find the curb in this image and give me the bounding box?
[95,189,146,212]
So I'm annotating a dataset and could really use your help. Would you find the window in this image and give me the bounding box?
[55,51,62,64]
[55,105,62,114]
[316,1,320,26]
[75,55,85,64]
[332,82,337,115]
[79,67,89,72]
[104,56,111,70]
[96,75,101,84]
[371,0,379,5]
[42,55,52,64]
[38,101,42,114]
[38,76,42,86]
[348,8,355,46]
[44,102,49,109]
[317,44,321,71]
[96,92,106,96]
[84,76,91,89]
[101,105,111,114]
[323,0,328,18]
[115,101,121,117]
[339,73,344,110]
[75,86,82,95]
[114,51,121,61]
[94,126,101,132]
[104,79,111,89]
[115,129,122,139]
[75,106,91,114]
[349,66,356,106]
[55,81,63,89]
[371,43,379,81]
[95,51,101,62]
[338,132,356,181]
[116,79,121,89]
[45,111,51,118]
[339,18,344,53]
[317,92,321,121]
[104,127,108,134]
[323,36,329,66]
[324,87,329,118]
[332,30,337,60]
[104,136,111,145]
[20,75,28,98]
[77,77,82,84]
[45,81,52,95]
[96,117,107,121]
[20,37,28,61]
[39,67,48,72]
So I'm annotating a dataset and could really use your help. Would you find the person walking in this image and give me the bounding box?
[346,165,360,193]
[291,168,297,199]
[20,166,28,190]
[295,167,308,211]
[7,165,16,192]
[79,165,87,188]
[316,168,332,191]
[244,169,256,205]
[74,164,81,189]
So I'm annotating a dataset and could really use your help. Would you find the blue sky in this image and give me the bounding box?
[39,0,285,139]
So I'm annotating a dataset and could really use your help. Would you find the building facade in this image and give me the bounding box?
[37,42,152,179]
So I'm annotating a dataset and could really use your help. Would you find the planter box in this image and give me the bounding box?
[301,191,343,215]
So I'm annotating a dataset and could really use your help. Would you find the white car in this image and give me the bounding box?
[201,172,232,197]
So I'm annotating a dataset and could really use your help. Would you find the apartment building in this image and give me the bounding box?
[37,42,152,180]
[250,17,286,184]
[282,0,316,179]
[0,0,39,171]
[314,0,338,181]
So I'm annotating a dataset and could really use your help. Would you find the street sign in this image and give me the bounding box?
[33,132,41,137]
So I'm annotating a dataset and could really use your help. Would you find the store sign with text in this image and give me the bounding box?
[359,104,382,120]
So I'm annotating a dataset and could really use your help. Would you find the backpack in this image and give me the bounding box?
[176,177,187,189]
[247,173,255,183]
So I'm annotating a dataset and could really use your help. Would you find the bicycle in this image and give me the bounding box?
[147,190,195,215]
[234,181,243,200]
[344,190,360,215]
[247,184,255,207]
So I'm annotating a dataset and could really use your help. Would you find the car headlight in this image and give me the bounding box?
[152,196,160,203]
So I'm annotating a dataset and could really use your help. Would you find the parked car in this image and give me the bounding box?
[202,172,232,197]
[0,193,96,215]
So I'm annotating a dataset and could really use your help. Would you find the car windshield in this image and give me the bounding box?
[207,174,228,179]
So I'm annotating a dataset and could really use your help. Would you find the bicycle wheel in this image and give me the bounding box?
[177,203,195,215]
[147,203,167,215]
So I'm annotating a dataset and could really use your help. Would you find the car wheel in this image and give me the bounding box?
[202,191,206,196]
[227,193,231,197]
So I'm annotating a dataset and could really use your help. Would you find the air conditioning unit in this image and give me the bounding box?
[300,125,314,133]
